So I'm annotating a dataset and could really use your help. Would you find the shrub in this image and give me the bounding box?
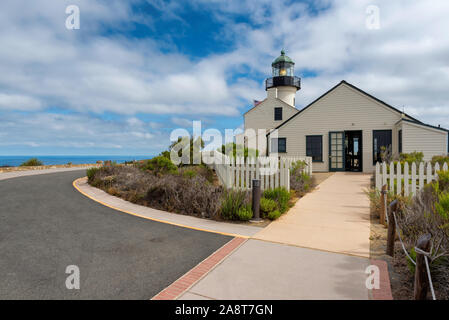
[263,187,291,213]
[86,167,100,182]
[182,169,197,179]
[431,155,449,166]
[218,142,259,158]
[260,197,277,214]
[166,136,205,166]
[399,151,424,165]
[437,170,449,191]
[236,205,253,221]
[435,192,449,219]
[267,210,281,220]
[220,189,251,220]
[290,160,312,193]
[20,158,43,167]
[140,156,178,175]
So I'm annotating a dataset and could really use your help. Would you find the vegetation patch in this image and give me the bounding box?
[20,158,43,167]
[367,169,449,299]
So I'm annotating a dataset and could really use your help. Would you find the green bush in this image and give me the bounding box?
[140,156,178,175]
[399,151,424,164]
[86,167,100,182]
[267,210,281,220]
[182,169,197,178]
[431,155,449,166]
[218,142,259,158]
[236,206,253,221]
[20,158,43,167]
[436,192,449,219]
[260,197,277,214]
[220,189,251,221]
[263,187,291,213]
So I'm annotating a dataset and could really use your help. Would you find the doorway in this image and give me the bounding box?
[345,131,362,172]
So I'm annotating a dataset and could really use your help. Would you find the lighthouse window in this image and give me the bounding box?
[274,107,283,121]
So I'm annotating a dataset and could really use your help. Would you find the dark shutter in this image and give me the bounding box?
[306,136,323,162]
[274,107,283,121]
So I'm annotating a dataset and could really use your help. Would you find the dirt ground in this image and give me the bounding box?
[369,206,415,299]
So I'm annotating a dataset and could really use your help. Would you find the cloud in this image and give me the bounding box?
[1,0,449,154]
[0,112,165,154]
[0,94,42,111]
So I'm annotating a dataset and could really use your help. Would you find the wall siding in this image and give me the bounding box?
[402,122,448,161]
[271,83,404,173]
[244,97,298,154]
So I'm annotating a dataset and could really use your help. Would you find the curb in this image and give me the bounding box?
[152,237,247,300]
[370,259,393,300]
[73,177,252,239]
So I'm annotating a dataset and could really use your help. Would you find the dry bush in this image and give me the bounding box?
[145,174,223,219]
[395,180,449,299]
[88,164,223,219]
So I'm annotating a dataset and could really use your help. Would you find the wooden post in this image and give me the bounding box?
[386,199,398,257]
[380,185,388,225]
[414,234,431,300]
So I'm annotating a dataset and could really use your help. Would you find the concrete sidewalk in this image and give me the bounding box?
[254,172,371,257]
[178,239,370,300]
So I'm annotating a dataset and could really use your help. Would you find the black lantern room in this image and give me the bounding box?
[266,49,301,90]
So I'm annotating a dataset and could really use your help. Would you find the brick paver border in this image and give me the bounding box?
[152,237,247,300]
[370,259,393,300]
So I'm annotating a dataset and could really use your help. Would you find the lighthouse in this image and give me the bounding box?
[265,49,301,106]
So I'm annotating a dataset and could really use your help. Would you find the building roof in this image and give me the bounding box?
[397,118,449,133]
[267,80,434,136]
[272,49,295,66]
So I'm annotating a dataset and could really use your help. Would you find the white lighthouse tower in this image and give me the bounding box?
[242,50,301,155]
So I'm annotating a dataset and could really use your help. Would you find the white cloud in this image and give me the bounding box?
[0,112,165,154]
[0,94,42,111]
[2,0,449,153]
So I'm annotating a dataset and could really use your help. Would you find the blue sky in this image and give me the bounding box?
[1,0,449,156]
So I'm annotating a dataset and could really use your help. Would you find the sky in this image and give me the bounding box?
[0,0,448,156]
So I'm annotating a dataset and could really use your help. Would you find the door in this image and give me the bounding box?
[329,131,345,171]
[345,131,363,172]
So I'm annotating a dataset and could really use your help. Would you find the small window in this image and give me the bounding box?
[274,107,283,121]
[373,130,392,164]
[306,135,323,162]
[271,138,286,153]
[398,130,402,154]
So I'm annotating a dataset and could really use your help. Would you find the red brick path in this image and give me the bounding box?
[152,237,247,300]
[370,259,393,300]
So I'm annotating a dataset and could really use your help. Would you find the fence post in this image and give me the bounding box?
[380,184,388,225]
[414,233,431,300]
[386,199,398,257]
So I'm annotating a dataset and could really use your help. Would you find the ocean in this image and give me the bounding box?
[0,155,155,167]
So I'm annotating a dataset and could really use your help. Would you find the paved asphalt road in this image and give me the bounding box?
[0,170,231,299]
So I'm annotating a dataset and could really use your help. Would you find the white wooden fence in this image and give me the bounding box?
[202,151,312,191]
[375,162,448,196]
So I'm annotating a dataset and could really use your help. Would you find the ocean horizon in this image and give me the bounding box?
[0,155,155,167]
